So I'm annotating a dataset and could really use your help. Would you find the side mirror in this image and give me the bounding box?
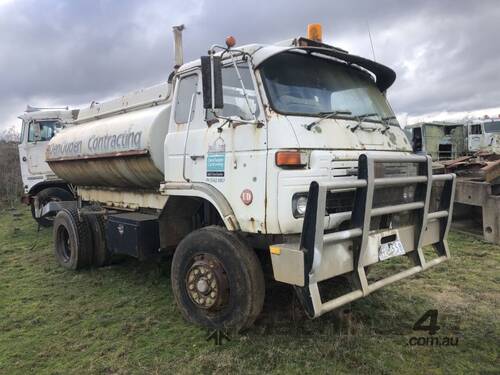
[201,55,223,110]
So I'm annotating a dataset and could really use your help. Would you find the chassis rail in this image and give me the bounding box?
[270,153,456,318]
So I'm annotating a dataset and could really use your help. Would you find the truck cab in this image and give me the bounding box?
[165,39,415,234]
[467,118,500,154]
[467,121,483,152]
[405,122,465,160]
[18,107,78,226]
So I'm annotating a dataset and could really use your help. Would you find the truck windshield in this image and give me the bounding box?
[259,51,396,122]
[484,121,500,133]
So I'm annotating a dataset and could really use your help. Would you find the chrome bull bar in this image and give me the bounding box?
[270,153,456,318]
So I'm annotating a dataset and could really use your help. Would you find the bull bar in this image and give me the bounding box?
[270,153,456,318]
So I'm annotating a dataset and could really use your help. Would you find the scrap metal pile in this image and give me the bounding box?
[440,152,500,183]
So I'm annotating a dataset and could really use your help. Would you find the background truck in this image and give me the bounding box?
[43,24,455,331]
[405,121,466,161]
[18,106,78,226]
[466,117,500,154]
[406,117,500,159]
[405,117,500,245]
[438,117,500,245]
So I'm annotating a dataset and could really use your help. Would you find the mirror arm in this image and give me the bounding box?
[203,45,259,125]
[226,49,258,122]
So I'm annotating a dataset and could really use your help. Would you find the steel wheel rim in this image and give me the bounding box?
[185,254,229,311]
[57,226,72,262]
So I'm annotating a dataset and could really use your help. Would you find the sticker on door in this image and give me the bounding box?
[207,137,225,182]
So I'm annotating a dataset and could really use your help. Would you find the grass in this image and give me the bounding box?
[0,205,498,374]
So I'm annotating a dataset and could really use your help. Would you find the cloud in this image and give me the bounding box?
[1,0,499,131]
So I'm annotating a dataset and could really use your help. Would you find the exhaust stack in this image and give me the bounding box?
[172,24,185,69]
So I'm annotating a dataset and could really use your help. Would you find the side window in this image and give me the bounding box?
[220,64,259,120]
[175,74,198,124]
[470,124,482,135]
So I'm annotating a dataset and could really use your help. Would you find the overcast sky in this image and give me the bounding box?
[1,0,499,130]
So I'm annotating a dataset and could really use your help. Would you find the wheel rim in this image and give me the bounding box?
[185,254,229,310]
[56,226,72,262]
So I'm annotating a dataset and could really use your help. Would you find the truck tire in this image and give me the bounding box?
[171,226,265,332]
[31,187,73,227]
[53,208,93,270]
[85,213,111,267]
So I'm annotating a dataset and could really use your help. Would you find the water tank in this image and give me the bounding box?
[46,84,171,189]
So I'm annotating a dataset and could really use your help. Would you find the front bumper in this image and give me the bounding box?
[269,153,456,318]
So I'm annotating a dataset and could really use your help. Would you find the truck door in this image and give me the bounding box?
[18,120,31,190]
[468,123,482,153]
[166,63,268,233]
[25,120,61,176]
[165,72,204,182]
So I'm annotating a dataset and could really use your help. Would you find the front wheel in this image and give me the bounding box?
[171,226,265,332]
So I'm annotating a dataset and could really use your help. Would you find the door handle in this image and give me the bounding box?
[190,155,205,160]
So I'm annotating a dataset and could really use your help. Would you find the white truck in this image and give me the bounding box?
[44,25,456,331]
[466,117,500,154]
[18,106,78,226]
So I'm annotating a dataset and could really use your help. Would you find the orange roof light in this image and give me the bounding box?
[225,35,236,48]
[307,23,322,42]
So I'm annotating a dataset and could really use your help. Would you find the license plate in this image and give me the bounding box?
[379,239,405,261]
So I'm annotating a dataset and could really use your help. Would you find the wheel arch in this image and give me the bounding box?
[162,182,240,231]
[28,180,73,197]
[159,182,240,250]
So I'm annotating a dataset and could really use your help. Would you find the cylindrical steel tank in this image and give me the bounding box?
[47,88,171,189]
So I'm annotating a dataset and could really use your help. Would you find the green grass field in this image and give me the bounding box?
[0,205,498,374]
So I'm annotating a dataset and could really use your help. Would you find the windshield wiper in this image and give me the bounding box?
[350,113,380,132]
[381,115,397,133]
[306,110,352,131]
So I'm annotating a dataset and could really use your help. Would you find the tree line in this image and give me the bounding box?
[0,126,23,206]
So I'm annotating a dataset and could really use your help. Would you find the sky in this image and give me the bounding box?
[1,0,499,131]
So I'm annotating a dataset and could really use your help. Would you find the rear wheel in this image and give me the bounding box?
[85,213,111,267]
[53,208,92,270]
[31,187,73,227]
[171,226,265,332]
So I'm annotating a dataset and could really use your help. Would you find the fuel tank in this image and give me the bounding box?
[46,83,171,189]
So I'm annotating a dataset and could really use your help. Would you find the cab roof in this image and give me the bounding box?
[177,38,396,92]
[18,108,78,123]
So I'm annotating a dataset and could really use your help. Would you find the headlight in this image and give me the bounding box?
[292,194,308,218]
[403,185,416,203]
